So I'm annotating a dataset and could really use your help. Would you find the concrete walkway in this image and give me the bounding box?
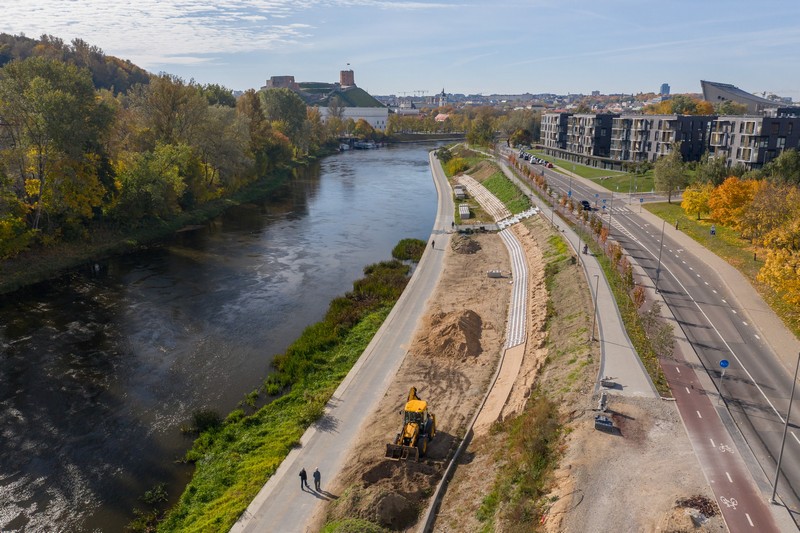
[497,159,658,398]
[229,151,454,533]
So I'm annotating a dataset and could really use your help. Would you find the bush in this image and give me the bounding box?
[192,409,222,433]
[392,238,426,262]
[446,157,470,176]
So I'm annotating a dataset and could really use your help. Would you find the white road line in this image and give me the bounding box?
[710,438,716,447]
[704,281,709,285]
[712,290,717,294]
[792,431,800,446]
[676,367,681,374]
[746,513,754,527]
[722,299,727,303]
[732,310,737,314]
[726,472,733,483]
[685,387,691,394]
[689,266,694,270]
[697,411,703,419]
[696,273,701,277]
[682,260,686,264]
[743,321,748,326]
[755,335,760,340]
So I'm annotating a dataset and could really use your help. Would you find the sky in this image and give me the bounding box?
[2,0,800,99]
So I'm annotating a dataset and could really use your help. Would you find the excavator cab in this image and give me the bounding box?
[385,387,436,461]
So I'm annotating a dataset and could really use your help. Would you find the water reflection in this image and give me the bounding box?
[0,143,440,531]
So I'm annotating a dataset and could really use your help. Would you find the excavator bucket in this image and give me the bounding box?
[385,444,420,462]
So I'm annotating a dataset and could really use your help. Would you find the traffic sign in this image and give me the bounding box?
[720,359,729,368]
[640,198,644,203]
[568,190,572,197]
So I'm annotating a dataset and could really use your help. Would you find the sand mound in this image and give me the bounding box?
[416,310,483,359]
[451,236,481,254]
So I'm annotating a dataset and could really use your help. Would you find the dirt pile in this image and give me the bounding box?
[451,236,481,254]
[414,310,483,360]
[657,495,721,531]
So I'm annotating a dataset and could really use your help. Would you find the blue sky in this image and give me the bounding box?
[3,0,800,99]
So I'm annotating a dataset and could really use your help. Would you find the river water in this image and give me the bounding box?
[0,143,440,532]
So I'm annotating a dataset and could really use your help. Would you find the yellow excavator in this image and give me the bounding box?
[385,387,436,461]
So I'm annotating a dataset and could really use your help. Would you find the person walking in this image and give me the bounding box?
[313,467,321,491]
[299,467,309,490]
[431,240,435,249]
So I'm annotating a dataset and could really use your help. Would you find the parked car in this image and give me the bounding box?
[581,200,592,211]
[546,162,554,168]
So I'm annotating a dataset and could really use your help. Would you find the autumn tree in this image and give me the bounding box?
[707,176,758,228]
[466,115,494,146]
[714,101,748,115]
[653,142,686,202]
[0,56,112,233]
[740,182,800,244]
[259,88,308,153]
[681,183,714,219]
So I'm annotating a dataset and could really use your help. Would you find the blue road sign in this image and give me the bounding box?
[568,190,572,197]
[720,359,729,368]
[640,198,644,203]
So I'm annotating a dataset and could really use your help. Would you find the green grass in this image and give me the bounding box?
[646,202,800,338]
[155,259,411,532]
[482,171,532,214]
[526,149,655,194]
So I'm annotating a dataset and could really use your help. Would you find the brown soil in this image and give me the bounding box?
[315,211,724,532]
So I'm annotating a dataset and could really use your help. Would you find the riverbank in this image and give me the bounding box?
[0,165,300,296]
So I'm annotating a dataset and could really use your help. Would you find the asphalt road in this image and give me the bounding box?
[230,151,454,532]
[508,148,799,530]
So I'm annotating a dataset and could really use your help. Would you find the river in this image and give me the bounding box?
[0,142,440,532]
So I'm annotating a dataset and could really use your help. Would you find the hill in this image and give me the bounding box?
[0,33,150,93]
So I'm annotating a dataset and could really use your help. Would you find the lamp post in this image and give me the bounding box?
[770,351,800,504]
[590,274,600,342]
[655,219,666,293]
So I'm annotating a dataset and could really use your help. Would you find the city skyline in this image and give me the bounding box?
[2,0,800,99]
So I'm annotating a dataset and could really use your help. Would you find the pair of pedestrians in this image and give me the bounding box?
[299,467,321,491]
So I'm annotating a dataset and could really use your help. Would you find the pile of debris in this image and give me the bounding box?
[451,236,481,254]
[676,495,718,517]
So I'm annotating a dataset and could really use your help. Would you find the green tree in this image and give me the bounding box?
[694,153,730,186]
[467,115,494,146]
[763,148,800,185]
[259,88,307,152]
[714,101,748,115]
[199,83,236,107]
[653,142,686,203]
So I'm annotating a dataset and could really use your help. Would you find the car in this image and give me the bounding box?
[546,162,554,168]
[581,200,592,211]
[523,153,530,160]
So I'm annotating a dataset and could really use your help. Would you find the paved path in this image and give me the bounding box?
[230,151,454,533]
[497,159,658,397]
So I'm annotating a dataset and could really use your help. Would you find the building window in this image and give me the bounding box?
[777,137,786,149]
[771,123,780,135]
[789,122,794,136]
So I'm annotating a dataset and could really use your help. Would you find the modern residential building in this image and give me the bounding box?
[660,83,670,96]
[541,111,795,170]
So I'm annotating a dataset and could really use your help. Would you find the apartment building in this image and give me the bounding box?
[541,111,794,170]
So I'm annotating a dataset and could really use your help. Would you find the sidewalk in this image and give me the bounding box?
[497,159,658,398]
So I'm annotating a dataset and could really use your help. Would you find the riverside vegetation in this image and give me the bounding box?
[129,243,426,532]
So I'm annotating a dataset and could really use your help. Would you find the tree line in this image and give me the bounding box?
[0,47,349,259]
[659,148,800,307]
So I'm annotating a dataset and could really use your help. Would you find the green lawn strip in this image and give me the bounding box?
[482,171,532,214]
[646,203,800,338]
[525,149,654,193]
[321,518,389,533]
[158,307,392,532]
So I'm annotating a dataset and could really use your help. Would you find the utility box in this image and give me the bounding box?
[487,270,503,278]
[594,415,615,433]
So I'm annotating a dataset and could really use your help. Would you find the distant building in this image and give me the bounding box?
[263,70,389,131]
[591,90,600,97]
[660,83,670,96]
[701,80,779,114]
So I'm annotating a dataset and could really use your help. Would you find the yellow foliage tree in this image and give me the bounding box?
[708,177,759,229]
[681,183,714,219]
[758,248,800,306]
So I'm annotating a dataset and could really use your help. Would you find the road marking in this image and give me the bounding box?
[720,496,738,509]
[755,335,760,340]
[710,438,716,447]
[746,513,754,527]
[722,299,727,303]
[704,281,709,285]
[712,289,717,294]
[685,387,691,394]
[792,431,800,446]
[732,310,737,314]
[697,410,703,419]
[743,321,748,326]
[726,472,732,482]
[689,266,694,270]
[676,367,681,374]
[696,273,701,278]
[682,260,686,264]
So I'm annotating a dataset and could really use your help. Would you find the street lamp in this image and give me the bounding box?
[771,351,800,504]
[590,274,600,342]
